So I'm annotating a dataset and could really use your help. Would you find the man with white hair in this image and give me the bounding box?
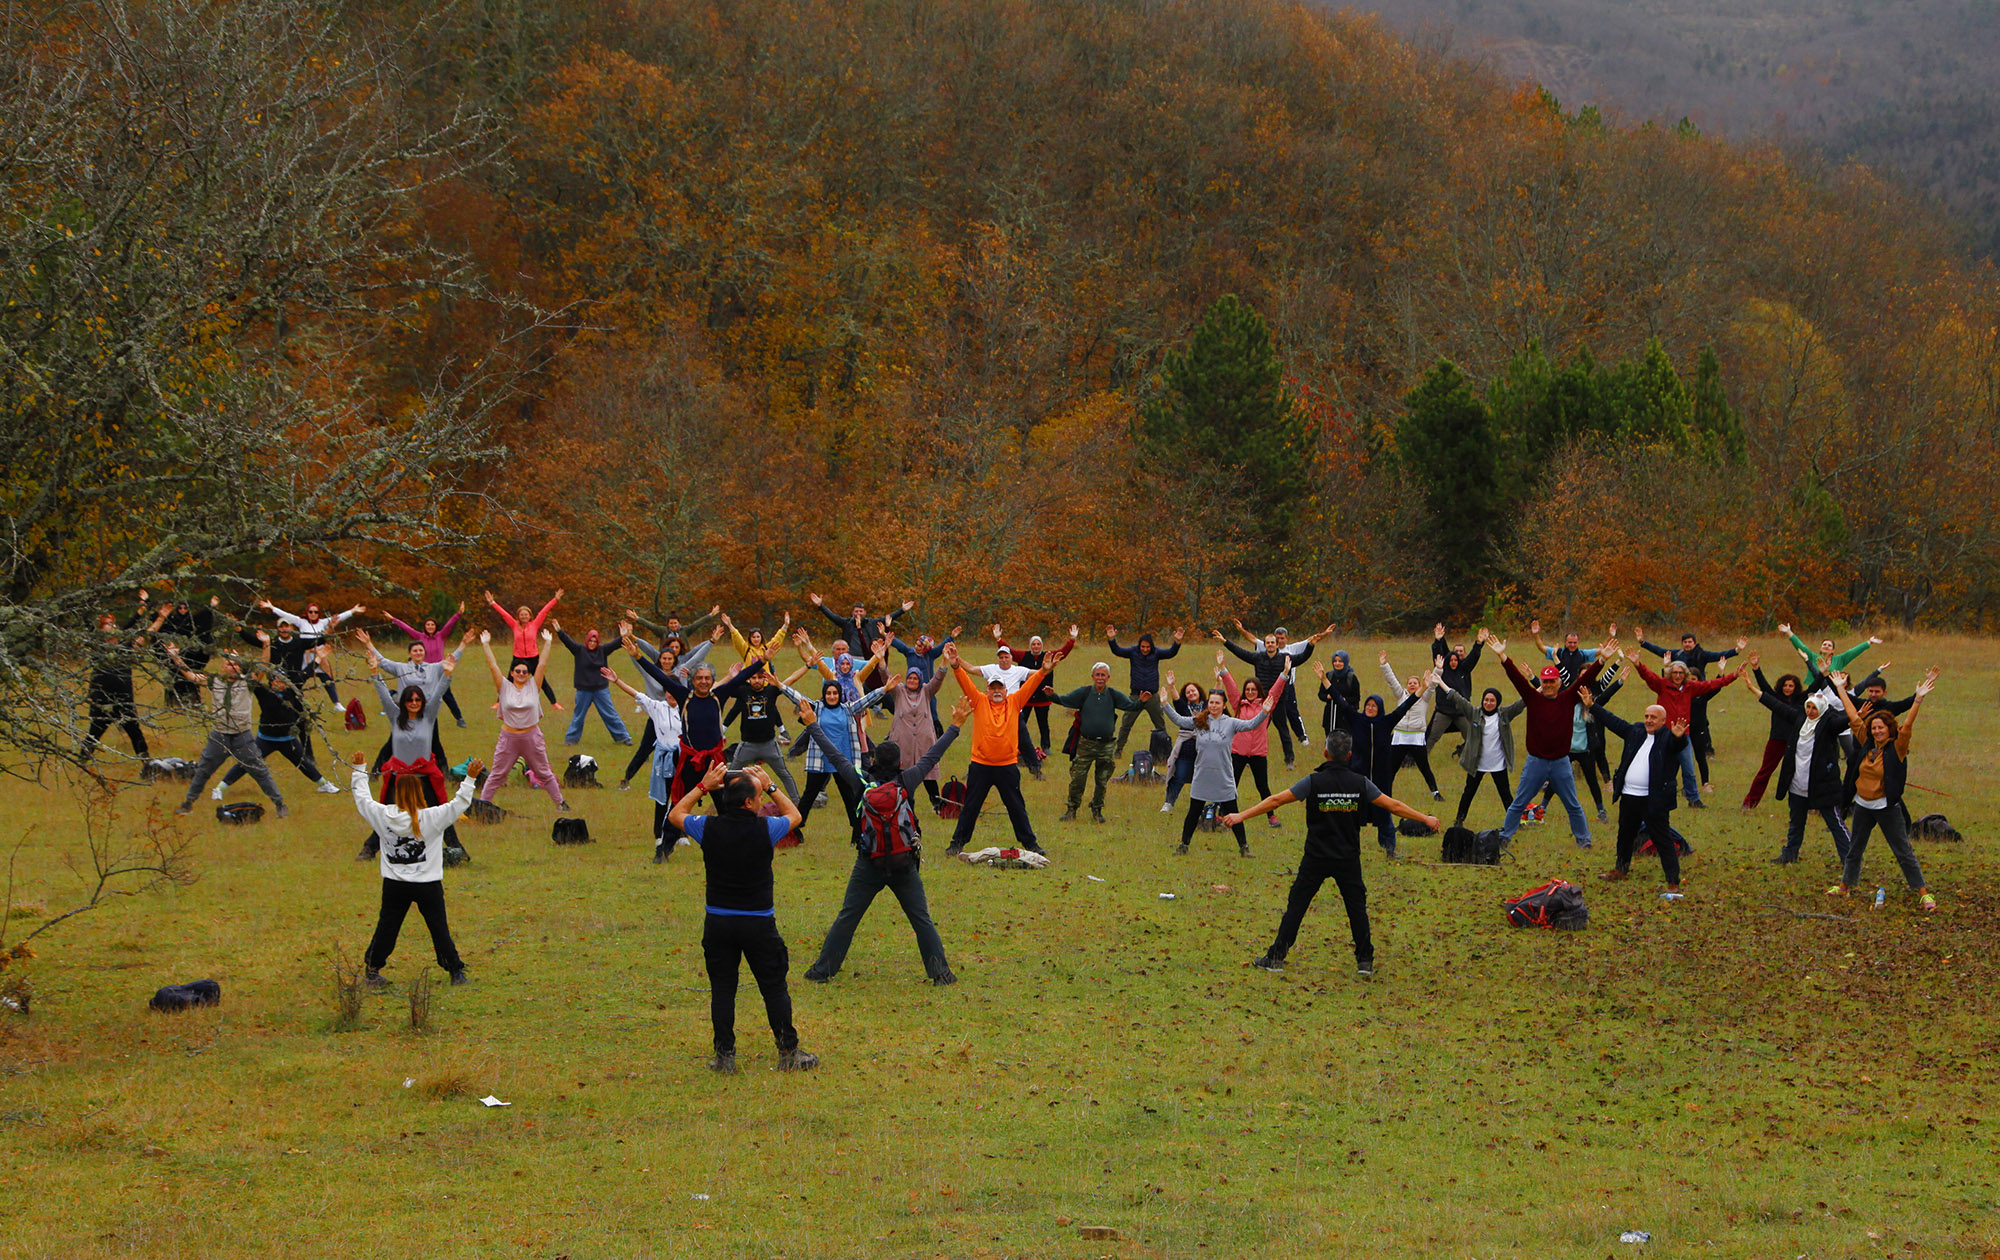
[1592,699,1690,888]
[1053,662,1150,823]
[1740,656,1851,865]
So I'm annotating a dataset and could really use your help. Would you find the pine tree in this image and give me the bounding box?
[1690,346,1747,463]
[1395,359,1504,606]
[1138,295,1315,586]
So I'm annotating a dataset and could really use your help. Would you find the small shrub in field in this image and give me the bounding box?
[407,971,433,1033]
[328,945,364,1032]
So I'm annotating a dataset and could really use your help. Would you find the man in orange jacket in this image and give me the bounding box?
[944,640,1067,856]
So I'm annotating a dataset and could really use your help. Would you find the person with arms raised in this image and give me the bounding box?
[1106,625,1182,758]
[944,639,1064,856]
[1825,667,1940,911]
[1592,701,1690,890]
[352,751,483,990]
[1738,657,1849,865]
[797,694,974,986]
[1487,635,1610,850]
[484,588,563,705]
[473,629,568,810]
[1055,661,1150,824]
[668,760,818,1074]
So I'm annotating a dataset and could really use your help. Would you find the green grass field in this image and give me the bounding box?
[1,635,1995,1259]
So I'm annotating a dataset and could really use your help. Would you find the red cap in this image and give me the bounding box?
[1539,665,1562,682]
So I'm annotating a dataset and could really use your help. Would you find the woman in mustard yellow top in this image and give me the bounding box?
[1826,666,1939,911]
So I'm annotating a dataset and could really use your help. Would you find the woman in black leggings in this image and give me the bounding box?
[1432,685,1523,828]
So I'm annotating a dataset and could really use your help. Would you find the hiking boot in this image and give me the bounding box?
[1238,843,1253,858]
[1022,840,1047,856]
[777,1047,819,1071]
[1686,798,1707,809]
[945,842,965,857]
[709,1052,738,1075]
[1174,842,1189,855]
[653,842,670,865]
[1770,851,1800,865]
[925,958,957,986]
[1598,868,1629,882]
[1090,809,1106,824]
[1355,958,1375,979]
[1058,808,1077,822]
[1596,808,1609,823]
[1252,954,1285,973]
[1574,838,1593,850]
[443,844,468,867]
[802,966,832,984]
[449,969,469,986]
[275,804,291,819]
[174,803,192,816]
[365,968,389,990]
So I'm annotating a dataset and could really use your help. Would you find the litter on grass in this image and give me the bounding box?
[478,1095,511,1108]
[1619,1230,1652,1243]
[1158,893,1176,900]
[1086,875,1105,882]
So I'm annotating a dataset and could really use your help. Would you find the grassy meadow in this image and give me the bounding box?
[1,633,1996,1259]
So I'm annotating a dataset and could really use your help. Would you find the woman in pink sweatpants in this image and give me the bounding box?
[477,631,567,808]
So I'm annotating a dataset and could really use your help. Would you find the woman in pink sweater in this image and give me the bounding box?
[475,630,567,808]
[1221,665,1287,828]
[386,601,467,727]
[484,588,563,706]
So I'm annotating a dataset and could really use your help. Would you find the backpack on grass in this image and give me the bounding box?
[149,979,221,1013]
[1440,826,1507,866]
[216,802,264,825]
[551,817,592,846]
[343,698,366,731]
[938,776,965,820]
[856,780,920,872]
[563,754,600,789]
[1504,878,1588,931]
[464,799,508,825]
[1912,813,1962,842]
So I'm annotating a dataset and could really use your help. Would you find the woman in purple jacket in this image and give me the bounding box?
[384,601,467,727]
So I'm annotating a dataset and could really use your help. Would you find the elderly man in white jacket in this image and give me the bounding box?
[351,750,483,990]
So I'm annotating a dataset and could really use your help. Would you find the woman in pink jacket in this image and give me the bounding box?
[484,588,563,706]
[1221,664,1287,828]
[386,601,467,727]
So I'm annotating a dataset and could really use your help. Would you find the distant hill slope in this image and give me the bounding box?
[1344,0,2000,254]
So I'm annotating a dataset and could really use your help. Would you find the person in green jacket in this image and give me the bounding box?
[1055,662,1150,823]
[1782,622,1881,690]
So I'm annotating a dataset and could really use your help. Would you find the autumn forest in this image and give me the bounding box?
[8,0,2000,658]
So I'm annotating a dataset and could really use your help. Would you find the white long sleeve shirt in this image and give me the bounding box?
[1380,659,1432,745]
[270,604,358,642]
[352,768,476,882]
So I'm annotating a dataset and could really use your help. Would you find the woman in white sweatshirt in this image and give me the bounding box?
[1379,649,1442,803]
[351,750,483,989]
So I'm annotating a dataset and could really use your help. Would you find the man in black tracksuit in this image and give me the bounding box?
[1594,701,1690,887]
[668,760,819,1075]
[1107,627,1180,757]
[83,606,152,763]
[1227,730,1440,978]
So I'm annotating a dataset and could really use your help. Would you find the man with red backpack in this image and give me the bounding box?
[796,694,975,986]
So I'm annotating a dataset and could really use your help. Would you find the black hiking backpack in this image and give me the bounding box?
[1504,877,1589,931]
[855,779,921,873]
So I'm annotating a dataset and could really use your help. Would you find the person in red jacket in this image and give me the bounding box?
[1488,635,1609,850]
[1624,651,1742,808]
[943,640,1065,856]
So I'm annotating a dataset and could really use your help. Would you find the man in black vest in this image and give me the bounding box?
[1593,700,1689,888]
[1226,730,1441,979]
[668,760,816,1075]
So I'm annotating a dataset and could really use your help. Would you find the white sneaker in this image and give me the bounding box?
[210,784,225,801]
[316,779,342,794]
[1159,801,1173,812]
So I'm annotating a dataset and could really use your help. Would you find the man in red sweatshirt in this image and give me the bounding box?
[1490,635,1609,849]
[1627,653,1743,808]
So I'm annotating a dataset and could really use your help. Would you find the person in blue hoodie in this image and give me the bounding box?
[1108,626,1182,757]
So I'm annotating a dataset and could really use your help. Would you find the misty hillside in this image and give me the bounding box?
[1344,0,2000,254]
